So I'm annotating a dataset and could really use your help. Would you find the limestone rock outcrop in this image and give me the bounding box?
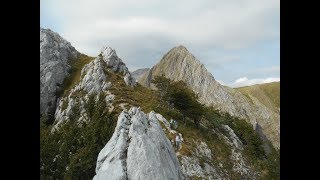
[40,27,80,116]
[54,46,136,126]
[94,107,184,180]
[100,46,136,86]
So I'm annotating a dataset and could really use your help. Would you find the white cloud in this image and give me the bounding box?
[41,0,279,56]
[41,0,279,78]
[228,77,279,88]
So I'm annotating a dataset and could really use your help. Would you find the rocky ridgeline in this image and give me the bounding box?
[93,106,258,179]
[54,46,136,127]
[94,107,184,180]
[40,28,80,116]
[40,28,277,179]
[161,116,256,179]
[139,45,280,149]
[40,27,136,127]
[100,46,136,87]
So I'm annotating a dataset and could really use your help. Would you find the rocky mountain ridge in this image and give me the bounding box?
[139,45,280,149]
[40,28,279,180]
[54,46,136,127]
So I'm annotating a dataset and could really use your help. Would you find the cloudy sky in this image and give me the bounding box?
[41,0,279,88]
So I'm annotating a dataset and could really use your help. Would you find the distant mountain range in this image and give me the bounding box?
[131,68,150,81]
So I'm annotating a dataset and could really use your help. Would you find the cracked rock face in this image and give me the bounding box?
[94,107,184,180]
[139,45,280,149]
[73,58,111,94]
[40,27,80,116]
[100,46,136,86]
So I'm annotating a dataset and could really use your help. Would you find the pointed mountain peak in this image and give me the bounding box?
[171,45,190,53]
[158,45,202,68]
[98,45,136,86]
[101,46,117,59]
[175,45,188,50]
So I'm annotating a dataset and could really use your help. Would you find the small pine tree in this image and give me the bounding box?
[152,76,205,127]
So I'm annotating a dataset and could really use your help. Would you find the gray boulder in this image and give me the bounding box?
[94,107,184,180]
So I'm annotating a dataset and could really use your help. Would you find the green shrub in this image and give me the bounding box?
[40,93,117,179]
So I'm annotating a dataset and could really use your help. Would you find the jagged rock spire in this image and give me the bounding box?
[100,46,136,86]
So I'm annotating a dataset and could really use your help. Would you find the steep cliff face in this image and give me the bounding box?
[40,28,80,116]
[94,107,184,180]
[139,45,280,149]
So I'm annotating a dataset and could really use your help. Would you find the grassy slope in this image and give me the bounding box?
[58,54,96,98]
[105,69,159,114]
[82,70,241,178]
[110,77,278,179]
[75,69,279,179]
[236,82,280,113]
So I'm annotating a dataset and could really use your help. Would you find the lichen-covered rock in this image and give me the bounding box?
[139,45,280,149]
[40,27,80,115]
[94,107,184,180]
